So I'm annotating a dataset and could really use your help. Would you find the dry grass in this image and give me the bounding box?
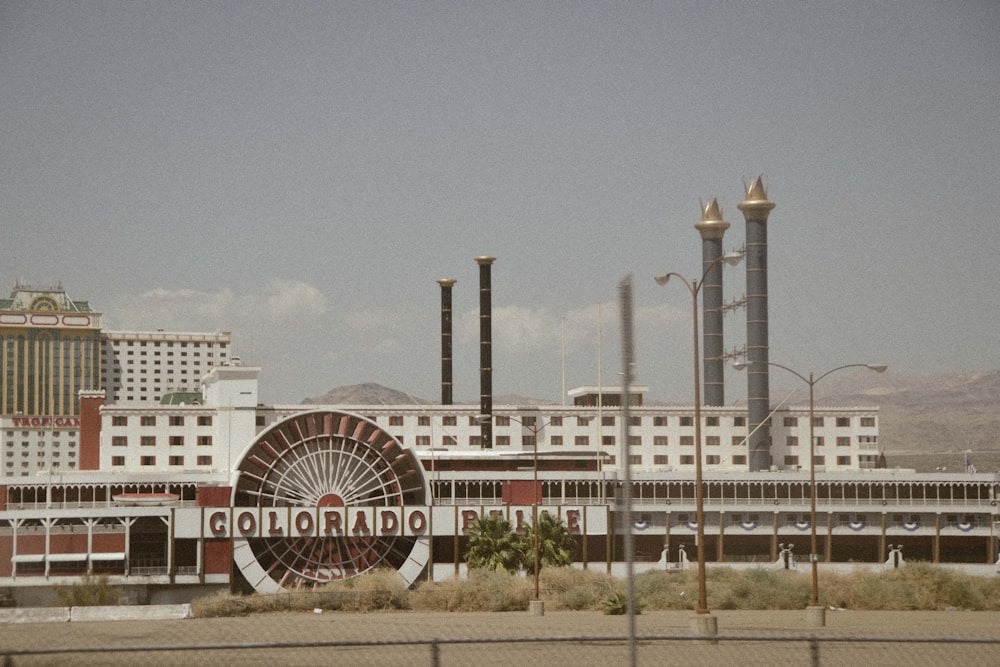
[191,563,1000,618]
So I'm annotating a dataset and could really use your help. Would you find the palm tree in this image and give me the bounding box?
[534,512,574,569]
[465,514,528,573]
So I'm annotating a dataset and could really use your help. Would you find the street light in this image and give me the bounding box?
[733,359,886,625]
[477,411,549,615]
[654,251,743,621]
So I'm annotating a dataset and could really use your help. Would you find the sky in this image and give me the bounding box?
[2,2,998,405]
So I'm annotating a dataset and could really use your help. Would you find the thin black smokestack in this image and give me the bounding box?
[694,198,730,407]
[475,256,495,449]
[437,278,457,405]
[737,177,775,472]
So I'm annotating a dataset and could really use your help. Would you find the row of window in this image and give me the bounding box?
[409,434,867,450]
[7,450,75,458]
[6,461,75,469]
[783,416,876,428]
[4,441,76,448]
[110,455,213,466]
[785,436,865,447]
[111,435,213,447]
[385,415,874,428]
[110,416,212,427]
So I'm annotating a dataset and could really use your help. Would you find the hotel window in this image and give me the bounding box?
[836,417,850,427]
[629,416,641,427]
[574,436,590,447]
[140,416,156,427]
[814,436,824,447]
[576,417,591,427]
[169,436,184,447]
[812,417,824,427]
[836,437,851,447]
[140,436,156,447]
[654,436,668,447]
[111,416,127,426]
[197,436,212,447]
[733,416,746,427]
[495,416,510,426]
[786,436,799,447]
[680,416,693,427]
[628,455,641,465]
[388,416,403,427]
[111,456,125,466]
[680,455,694,465]
[140,456,155,466]
[520,416,536,427]
[860,417,876,427]
[521,435,535,448]
[784,455,799,466]
[197,456,212,466]
[198,416,213,426]
[628,436,641,447]
[732,455,747,465]
[415,435,430,447]
[549,416,563,427]
[111,436,127,447]
[706,436,720,447]
[495,435,510,447]
[550,435,563,447]
[468,435,482,447]
[169,456,184,466]
[680,435,694,447]
[601,416,615,426]
[814,456,825,465]
[442,435,458,447]
[836,456,852,465]
[602,435,615,447]
[256,416,266,426]
[443,416,457,426]
[653,416,668,427]
[653,455,668,465]
[417,416,430,427]
[706,455,721,465]
[732,436,745,447]
[705,416,719,427]
[784,417,798,427]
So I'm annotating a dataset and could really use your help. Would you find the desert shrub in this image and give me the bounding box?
[541,567,619,611]
[410,569,531,612]
[633,570,695,610]
[54,575,122,607]
[602,591,629,615]
[329,569,410,611]
[191,590,252,618]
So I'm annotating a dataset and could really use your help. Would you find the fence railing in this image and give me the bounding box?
[3,633,999,666]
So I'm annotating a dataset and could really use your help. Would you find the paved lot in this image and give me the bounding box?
[1,609,998,666]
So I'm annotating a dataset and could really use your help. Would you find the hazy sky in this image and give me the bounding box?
[3,2,998,405]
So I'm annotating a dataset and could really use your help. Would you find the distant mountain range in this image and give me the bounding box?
[304,371,1000,473]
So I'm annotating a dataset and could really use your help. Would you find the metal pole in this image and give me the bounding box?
[692,280,708,615]
[809,374,819,606]
[533,421,540,601]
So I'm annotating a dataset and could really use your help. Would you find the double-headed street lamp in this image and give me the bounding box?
[733,360,886,625]
[655,251,743,618]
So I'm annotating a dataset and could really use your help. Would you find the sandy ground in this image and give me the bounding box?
[1,609,998,666]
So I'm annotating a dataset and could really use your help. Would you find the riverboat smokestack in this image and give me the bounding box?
[475,256,496,448]
[694,198,730,406]
[437,278,457,405]
[737,177,775,471]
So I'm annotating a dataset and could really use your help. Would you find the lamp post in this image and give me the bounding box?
[733,360,886,626]
[655,251,742,622]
